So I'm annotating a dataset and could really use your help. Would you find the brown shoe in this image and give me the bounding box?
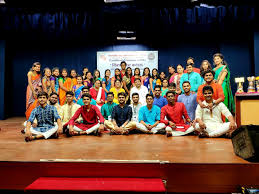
[21,129,25,134]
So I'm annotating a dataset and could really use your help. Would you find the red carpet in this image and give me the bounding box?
[25,177,166,192]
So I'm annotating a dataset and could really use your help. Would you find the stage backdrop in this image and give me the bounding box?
[97,51,158,77]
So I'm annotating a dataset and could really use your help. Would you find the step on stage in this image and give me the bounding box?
[0,117,258,193]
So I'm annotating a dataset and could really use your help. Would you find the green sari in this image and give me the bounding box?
[214,65,235,114]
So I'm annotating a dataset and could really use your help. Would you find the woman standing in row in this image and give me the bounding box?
[123,67,133,104]
[102,69,112,97]
[72,75,84,103]
[59,68,73,105]
[25,62,42,119]
[174,64,184,94]
[213,53,235,113]
[42,68,52,96]
[142,67,151,90]
[50,67,60,94]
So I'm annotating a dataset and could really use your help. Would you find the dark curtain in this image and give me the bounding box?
[0,5,256,40]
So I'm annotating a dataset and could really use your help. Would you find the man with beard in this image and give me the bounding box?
[65,94,105,136]
[197,70,224,109]
[24,91,62,142]
[193,86,236,137]
[153,85,168,109]
[161,91,193,137]
[177,81,197,121]
[48,92,62,117]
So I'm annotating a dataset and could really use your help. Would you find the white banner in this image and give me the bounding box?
[97,51,158,77]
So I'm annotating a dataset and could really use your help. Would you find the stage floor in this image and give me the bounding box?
[0,117,247,163]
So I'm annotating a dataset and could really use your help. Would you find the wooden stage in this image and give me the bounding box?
[0,117,258,193]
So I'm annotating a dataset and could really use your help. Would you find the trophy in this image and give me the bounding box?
[256,76,259,92]
[235,77,245,94]
[247,76,256,93]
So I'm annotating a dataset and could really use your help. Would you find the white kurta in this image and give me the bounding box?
[60,103,81,124]
[195,100,233,137]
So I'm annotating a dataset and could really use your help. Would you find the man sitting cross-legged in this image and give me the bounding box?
[101,92,117,130]
[60,91,81,126]
[65,94,105,137]
[21,92,62,133]
[193,86,236,137]
[161,91,193,137]
[104,92,136,135]
[129,93,142,122]
[24,91,62,142]
[136,94,165,134]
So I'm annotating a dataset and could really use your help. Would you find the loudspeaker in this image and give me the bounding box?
[231,125,259,162]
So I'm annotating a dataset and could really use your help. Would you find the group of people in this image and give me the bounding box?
[23,53,237,142]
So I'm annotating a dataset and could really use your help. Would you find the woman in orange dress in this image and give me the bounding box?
[70,69,78,86]
[25,62,42,119]
[59,68,73,105]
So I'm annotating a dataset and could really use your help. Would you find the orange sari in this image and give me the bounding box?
[59,77,73,105]
[25,73,42,119]
[72,78,77,86]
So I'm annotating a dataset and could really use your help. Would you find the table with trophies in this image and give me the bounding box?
[235,76,259,127]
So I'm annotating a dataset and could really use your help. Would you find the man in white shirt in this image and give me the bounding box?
[130,78,148,105]
[193,85,236,137]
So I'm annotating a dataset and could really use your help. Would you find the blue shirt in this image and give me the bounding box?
[138,105,161,125]
[112,104,132,127]
[28,104,60,132]
[153,96,168,109]
[180,72,202,92]
[177,93,198,121]
[77,98,96,106]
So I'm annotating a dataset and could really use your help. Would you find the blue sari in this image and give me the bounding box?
[143,77,150,90]
[73,85,84,103]
[102,77,112,98]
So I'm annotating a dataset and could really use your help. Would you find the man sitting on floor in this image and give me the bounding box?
[21,92,62,134]
[129,93,142,122]
[153,85,168,109]
[177,81,197,121]
[136,94,165,134]
[161,91,193,137]
[60,91,81,126]
[193,86,236,137]
[104,92,136,135]
[77,86,97,106]
[65,94,105,137]
[101,92,117,127]
[24,91,62,142]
